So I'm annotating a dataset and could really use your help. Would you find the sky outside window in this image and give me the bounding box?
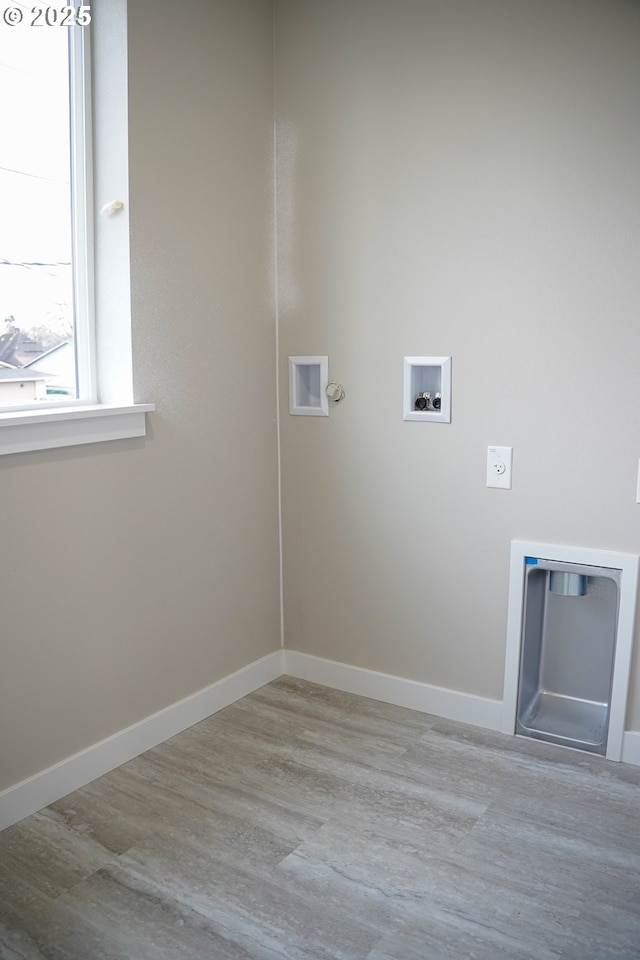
[0,25,74,366]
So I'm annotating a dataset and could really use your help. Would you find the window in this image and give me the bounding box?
[0,20,91,405]
[0,4,152,454]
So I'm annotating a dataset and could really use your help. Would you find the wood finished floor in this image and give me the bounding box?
[1,676,640,960]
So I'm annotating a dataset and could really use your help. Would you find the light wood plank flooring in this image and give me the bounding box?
[1,676,640,959]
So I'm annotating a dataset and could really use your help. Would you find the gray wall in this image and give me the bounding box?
[4,0,640,798]
[0,0,279,793]
[275,0,640,727]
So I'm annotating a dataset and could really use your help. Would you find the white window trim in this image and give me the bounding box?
[0,404,154,456]
[0,390,155,454]
[69,20,96,402]
[0,0,155,457]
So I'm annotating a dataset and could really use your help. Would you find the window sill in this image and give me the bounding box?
[0,403,155,456]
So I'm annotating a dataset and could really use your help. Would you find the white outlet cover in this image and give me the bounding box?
[487,445,512,489]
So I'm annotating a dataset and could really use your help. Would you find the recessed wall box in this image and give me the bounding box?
[289,356,329,416]
[403,356,451,422]
[502,541,640,762]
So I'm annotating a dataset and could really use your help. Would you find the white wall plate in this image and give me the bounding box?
[487,445,512,489]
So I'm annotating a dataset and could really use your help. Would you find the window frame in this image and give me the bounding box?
[0,7,153,455]
[69,20,96,405]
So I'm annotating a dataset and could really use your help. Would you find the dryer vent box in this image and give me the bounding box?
[289,356,329,416]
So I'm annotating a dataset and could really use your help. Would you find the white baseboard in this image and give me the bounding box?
[3,647,637,833]
[282,650,504,731]
[622,730,640,767]
[0,650,284,833]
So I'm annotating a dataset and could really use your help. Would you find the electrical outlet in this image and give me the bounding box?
[487,445,512,489]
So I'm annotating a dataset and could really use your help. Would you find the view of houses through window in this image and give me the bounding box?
[0,25,76,405]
